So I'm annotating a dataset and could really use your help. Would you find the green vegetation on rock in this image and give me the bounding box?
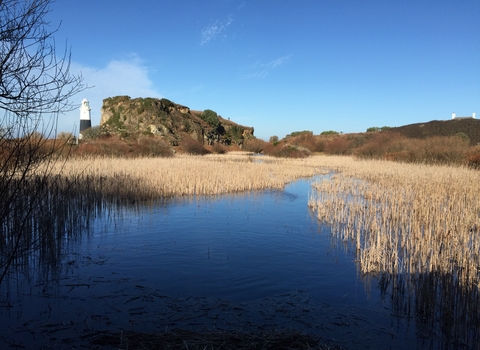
[320,130,339,135]
[98,96,254,150]
[288,131,312,137]
[200,109,220,128]
[367,126,391,132]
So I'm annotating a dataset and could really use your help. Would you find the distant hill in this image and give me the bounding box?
[388,119,480,145]
[99,96,254,146]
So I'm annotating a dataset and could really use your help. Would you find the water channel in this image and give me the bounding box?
[0,176,477,349]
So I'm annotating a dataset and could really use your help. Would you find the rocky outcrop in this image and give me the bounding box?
[99,96,254,147]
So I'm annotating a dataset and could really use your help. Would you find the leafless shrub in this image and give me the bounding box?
[324,137,352,155]
[0,0,84,283]
[465,145,480,169]
[179,135,209,155]
[243,138,266,153]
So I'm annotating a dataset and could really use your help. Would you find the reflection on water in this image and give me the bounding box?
[0,176,479,348]
[377,271,480,348]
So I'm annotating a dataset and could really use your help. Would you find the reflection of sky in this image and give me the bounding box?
[85,177,372,305]
[3,177,474,348]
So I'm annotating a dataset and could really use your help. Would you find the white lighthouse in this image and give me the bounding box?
[79,98,92,139]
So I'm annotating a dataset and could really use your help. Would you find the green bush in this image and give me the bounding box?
[228,125,243,140]
[288,131,312,137]
[200,109,220,128]
[367,126,391,132]
[366,127,381,132]
[141,97,156,109]
[320,130,339,135]
[160,98,174,109]
[183,119,191,132]
[105,109,124,129]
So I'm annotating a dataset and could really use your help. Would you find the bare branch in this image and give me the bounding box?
[0,0,84,117]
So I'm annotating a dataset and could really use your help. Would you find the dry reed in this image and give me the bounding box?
[308,156,480,288]
[45,152,480,288]
[49,153,329,200]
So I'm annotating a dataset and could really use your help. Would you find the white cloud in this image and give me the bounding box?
[56,56,162,134]
[242,55,292,79]
[200,16,233,45]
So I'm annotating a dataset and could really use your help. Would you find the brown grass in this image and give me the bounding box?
[308,156,480,288]
[43,152,480,290]
[50,153,329,200]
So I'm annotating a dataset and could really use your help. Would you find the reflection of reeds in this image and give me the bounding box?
[309,156,480,347]
[0,175,96,282]
[2,152,330,283]
[308,157,480,288]
[50,153,329,200]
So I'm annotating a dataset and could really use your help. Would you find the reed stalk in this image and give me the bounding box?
[308,156,480,288]
[47,153,330,200]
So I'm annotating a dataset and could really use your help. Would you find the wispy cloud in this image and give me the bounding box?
[242,55,292,79]
[200,16,233,45]
[57,55,162,134]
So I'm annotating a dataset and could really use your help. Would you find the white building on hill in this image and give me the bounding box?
[452,112,476,120]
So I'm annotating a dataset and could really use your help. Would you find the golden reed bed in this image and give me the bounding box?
[53,153,480,287]
[309,157,480,288]
[54,153,330,199]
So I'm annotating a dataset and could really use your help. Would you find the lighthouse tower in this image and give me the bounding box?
[79,98,92,139]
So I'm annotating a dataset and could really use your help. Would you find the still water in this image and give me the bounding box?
[89,178,364,303]
[0,177,476,349]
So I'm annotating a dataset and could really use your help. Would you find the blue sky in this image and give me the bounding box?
[49,1,479,140]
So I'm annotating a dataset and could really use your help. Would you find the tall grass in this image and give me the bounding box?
[50,153,329,201]
[308,155,480,347]
[309,157,480,288]
[3,153,329,284]
[0,174,99,283]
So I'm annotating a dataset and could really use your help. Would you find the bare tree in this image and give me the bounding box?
[0,0,84,283]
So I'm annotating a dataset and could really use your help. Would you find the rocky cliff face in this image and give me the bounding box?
[99,96,254,146]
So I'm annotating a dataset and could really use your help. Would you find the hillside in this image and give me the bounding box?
[99,96,254,147]
[388,119,480,145]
